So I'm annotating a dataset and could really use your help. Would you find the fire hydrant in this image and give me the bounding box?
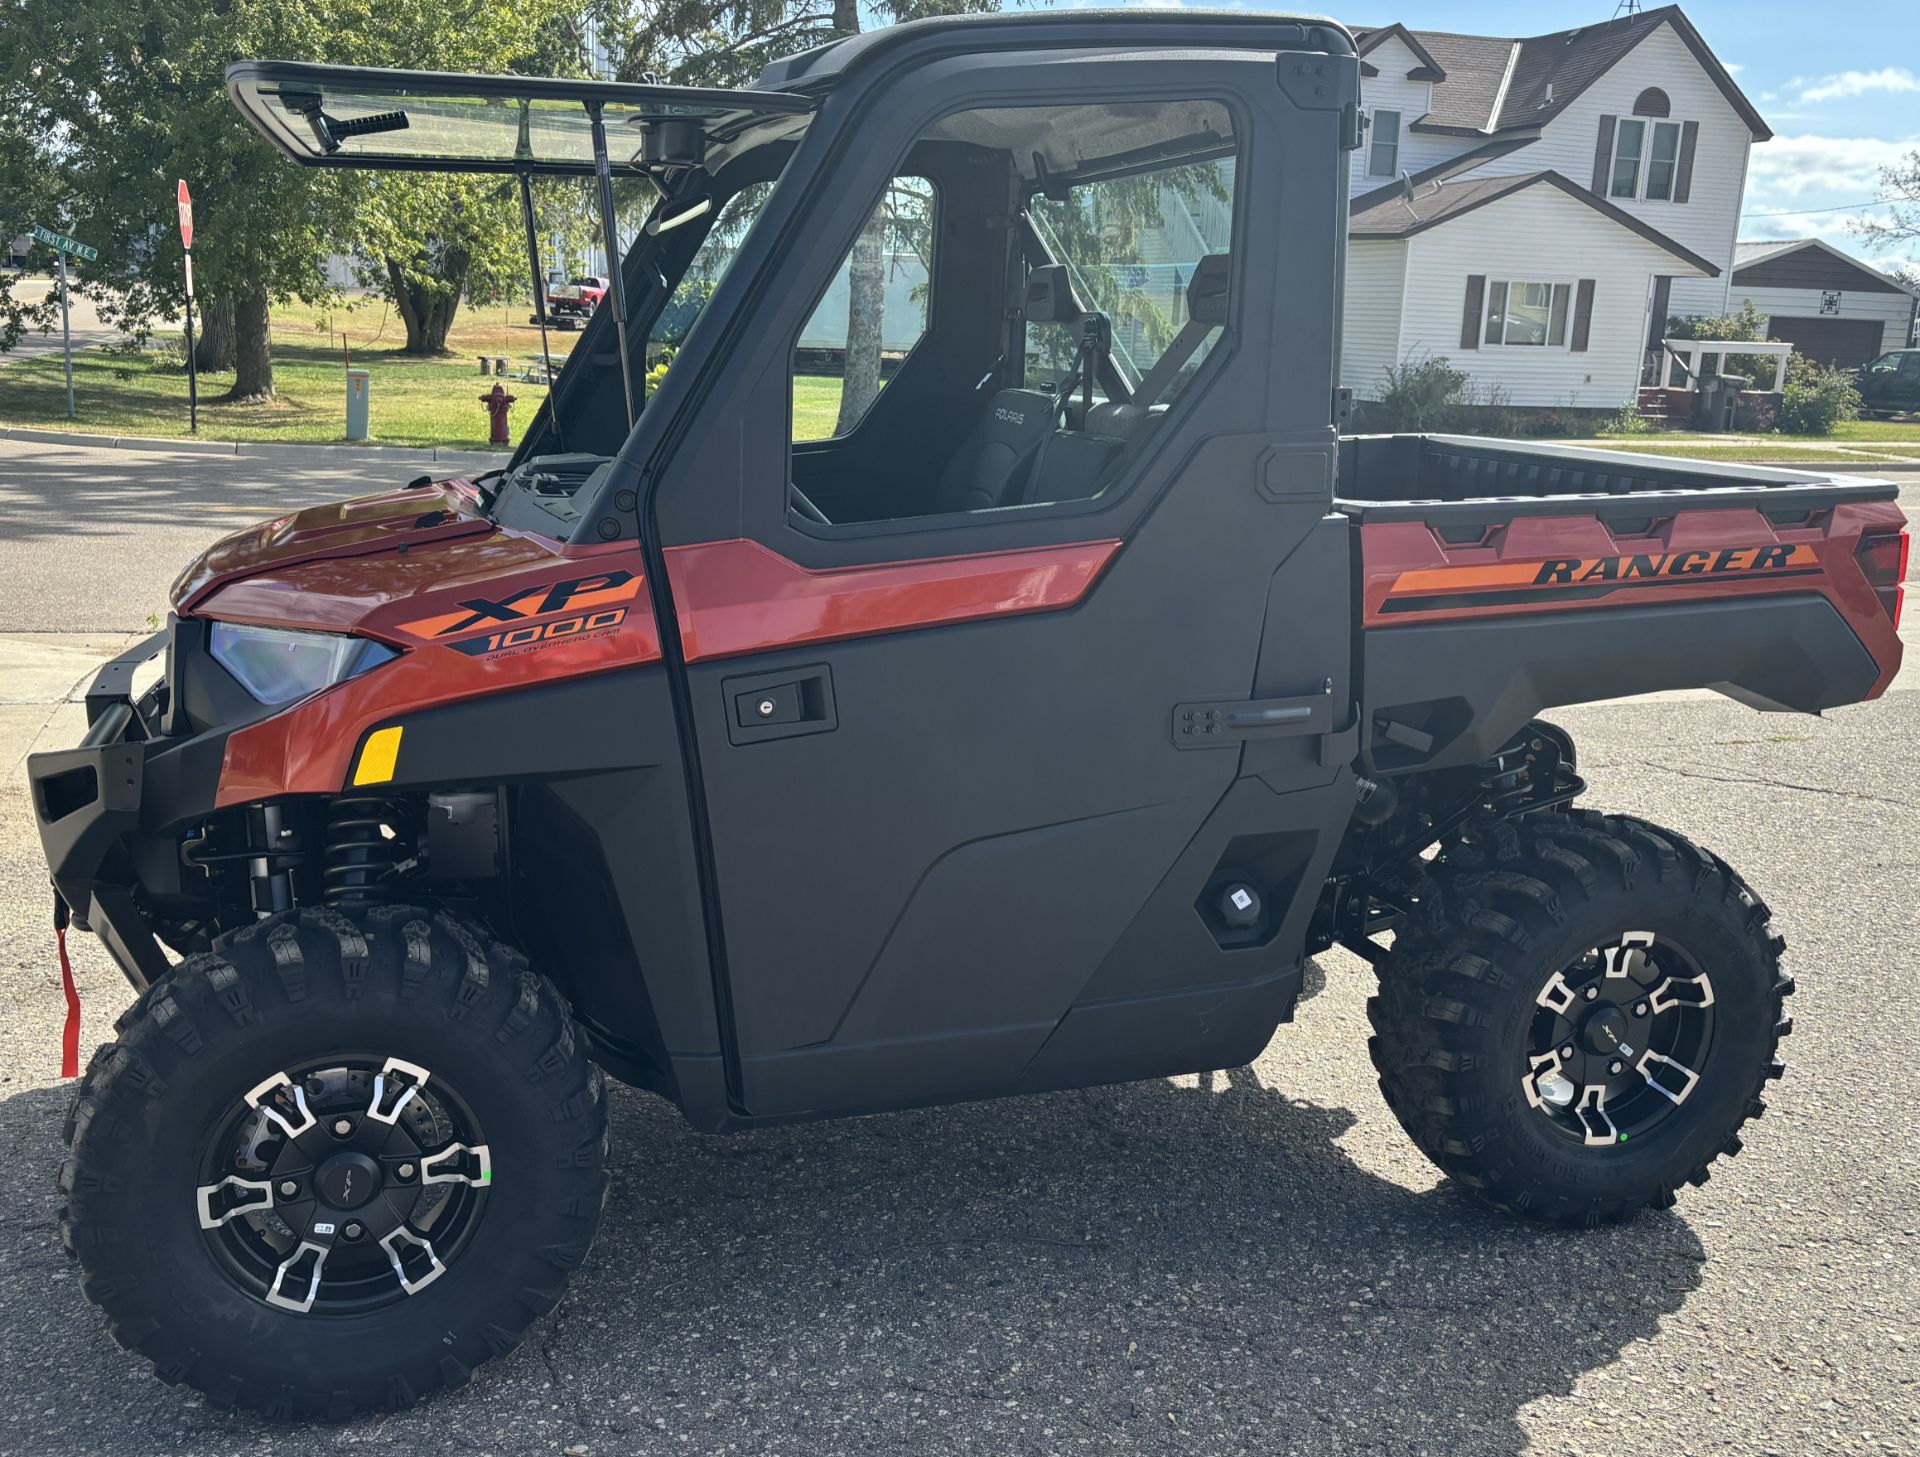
[479,382,517,445]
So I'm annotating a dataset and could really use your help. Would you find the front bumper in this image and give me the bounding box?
[26,630,212,990]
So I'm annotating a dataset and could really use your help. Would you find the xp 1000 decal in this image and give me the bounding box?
[398,570,640,658]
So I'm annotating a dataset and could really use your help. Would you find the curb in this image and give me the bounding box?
[0,425,507,468]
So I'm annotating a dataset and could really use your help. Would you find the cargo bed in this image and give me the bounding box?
[1335,434,1908,774]
[1334,433,1899,523]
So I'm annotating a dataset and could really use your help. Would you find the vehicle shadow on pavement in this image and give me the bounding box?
[0,1052,1704,1456]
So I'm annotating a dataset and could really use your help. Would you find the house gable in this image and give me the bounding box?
[1492,18,1752,318]
[1732,240,1918,298]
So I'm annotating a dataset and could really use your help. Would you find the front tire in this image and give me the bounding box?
[59,905,609,1417]
[1368,810,1792,1225]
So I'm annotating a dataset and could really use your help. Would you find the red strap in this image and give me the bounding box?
[56,924,80,1079]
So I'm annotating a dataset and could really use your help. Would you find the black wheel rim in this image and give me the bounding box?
[195,1054,491,1315]
[1523,931,1717,1148]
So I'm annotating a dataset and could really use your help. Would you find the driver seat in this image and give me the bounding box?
[932,266,1086,515]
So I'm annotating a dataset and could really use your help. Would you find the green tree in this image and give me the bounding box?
[1666,301,1777,387]
[1,0,566,396]
[0,85,62,352]
[354,175,538,355]
[1853,148,1920,259]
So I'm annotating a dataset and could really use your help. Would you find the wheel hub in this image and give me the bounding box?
[1579,1004,1635,1059]
[195,1055,491,1315]
[1524,930,1716,1147]
[313,1151,382,1211]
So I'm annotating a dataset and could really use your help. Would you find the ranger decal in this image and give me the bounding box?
[1383,545,1822,614]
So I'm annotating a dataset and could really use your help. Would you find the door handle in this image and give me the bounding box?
[721,664,837,745]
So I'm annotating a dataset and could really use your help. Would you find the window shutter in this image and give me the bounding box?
[1592,115,1618,193]
[1673,120,1700,204]
[1461,275,1485,350]
[1571,279,1596,353]
[1647,275,1673,352]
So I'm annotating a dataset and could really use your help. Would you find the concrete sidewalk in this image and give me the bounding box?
[0,424,506,470]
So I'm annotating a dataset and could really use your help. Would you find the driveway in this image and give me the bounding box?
[0,438,1914,1456]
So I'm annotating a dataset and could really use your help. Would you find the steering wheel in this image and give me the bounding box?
[789,482,829,525]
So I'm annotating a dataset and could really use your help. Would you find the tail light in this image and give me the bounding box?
[1856,528,1909,627]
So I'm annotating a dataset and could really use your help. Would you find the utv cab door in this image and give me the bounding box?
[648,41,1363,1121]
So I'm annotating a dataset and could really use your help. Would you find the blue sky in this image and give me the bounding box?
[1052,0,1920,275]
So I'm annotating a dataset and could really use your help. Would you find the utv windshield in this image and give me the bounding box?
[225,62,813,176]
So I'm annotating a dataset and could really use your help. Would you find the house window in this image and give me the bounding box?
[1368,109,1401,177]
[1613,118,1684,201]
[1484,280,1573,347]
[1609,119,1645,197]
[1644,121,1683,200]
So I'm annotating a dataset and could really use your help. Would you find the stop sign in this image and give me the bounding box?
[177,180,193,251]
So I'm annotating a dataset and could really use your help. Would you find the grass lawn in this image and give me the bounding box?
[1594,419,1920,445]
[792,373,846,442]
[1566,441,1920,463]
[0,297,578,450]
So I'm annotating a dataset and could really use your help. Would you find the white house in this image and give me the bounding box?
[1729,238,1920,368]
[1340,5,1768,410]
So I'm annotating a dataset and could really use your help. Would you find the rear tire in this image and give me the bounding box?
[1368,810,1792,1225]
[59,904,609,1417]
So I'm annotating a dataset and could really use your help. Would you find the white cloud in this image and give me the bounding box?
[1747,134,1919,199]
[1797,68,1920,104]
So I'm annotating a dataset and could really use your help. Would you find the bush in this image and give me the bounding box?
[1601,401,1657,435]
[1369,355,1472,432]
[1776,354,1860,435]
[1666,302,1777,386]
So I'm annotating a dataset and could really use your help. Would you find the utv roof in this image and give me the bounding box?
[229,15,1353,174]
[755,8,1353,88]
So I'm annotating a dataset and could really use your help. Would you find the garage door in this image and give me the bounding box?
[1766,316,1886,369]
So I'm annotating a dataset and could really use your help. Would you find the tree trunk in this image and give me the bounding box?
[831,0,858,32]
[193,296,236,373]
[387,252,470,356]
[836,210,887,434]
[225,285,273,401]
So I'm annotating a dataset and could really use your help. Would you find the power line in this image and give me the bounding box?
[1742,198,1898,218]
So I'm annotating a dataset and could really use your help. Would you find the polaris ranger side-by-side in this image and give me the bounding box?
[31,12,1907,1417]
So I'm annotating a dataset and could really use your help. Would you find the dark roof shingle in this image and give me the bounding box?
[1347,169,1721,276]
[1354,5,1767,141]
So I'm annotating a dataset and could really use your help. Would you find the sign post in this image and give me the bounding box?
[177,182,197,433]
[30,225,95,420]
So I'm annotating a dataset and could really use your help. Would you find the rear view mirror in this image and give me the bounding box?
[646,194,713,236]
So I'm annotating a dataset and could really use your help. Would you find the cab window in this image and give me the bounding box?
[785,97,1238,528]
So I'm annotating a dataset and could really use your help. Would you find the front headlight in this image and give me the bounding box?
[208,622,398,705]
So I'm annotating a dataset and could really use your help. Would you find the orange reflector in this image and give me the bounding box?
[352,726,404,786]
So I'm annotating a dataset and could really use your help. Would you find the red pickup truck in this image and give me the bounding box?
[30,14,1907,1420]
[544,274,607,326]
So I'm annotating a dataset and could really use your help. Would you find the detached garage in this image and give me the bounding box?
[1730,239,1919,369]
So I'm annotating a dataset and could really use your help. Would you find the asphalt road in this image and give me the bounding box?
[0,438,1916,1456]
[0,278,143,367]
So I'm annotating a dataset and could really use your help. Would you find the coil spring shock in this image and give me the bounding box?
[323,797,407,902]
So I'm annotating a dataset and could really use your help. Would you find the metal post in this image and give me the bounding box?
[182,251,199,434]
[518,171,563,448]
[585,100,636,430]
[57,251,74,419]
